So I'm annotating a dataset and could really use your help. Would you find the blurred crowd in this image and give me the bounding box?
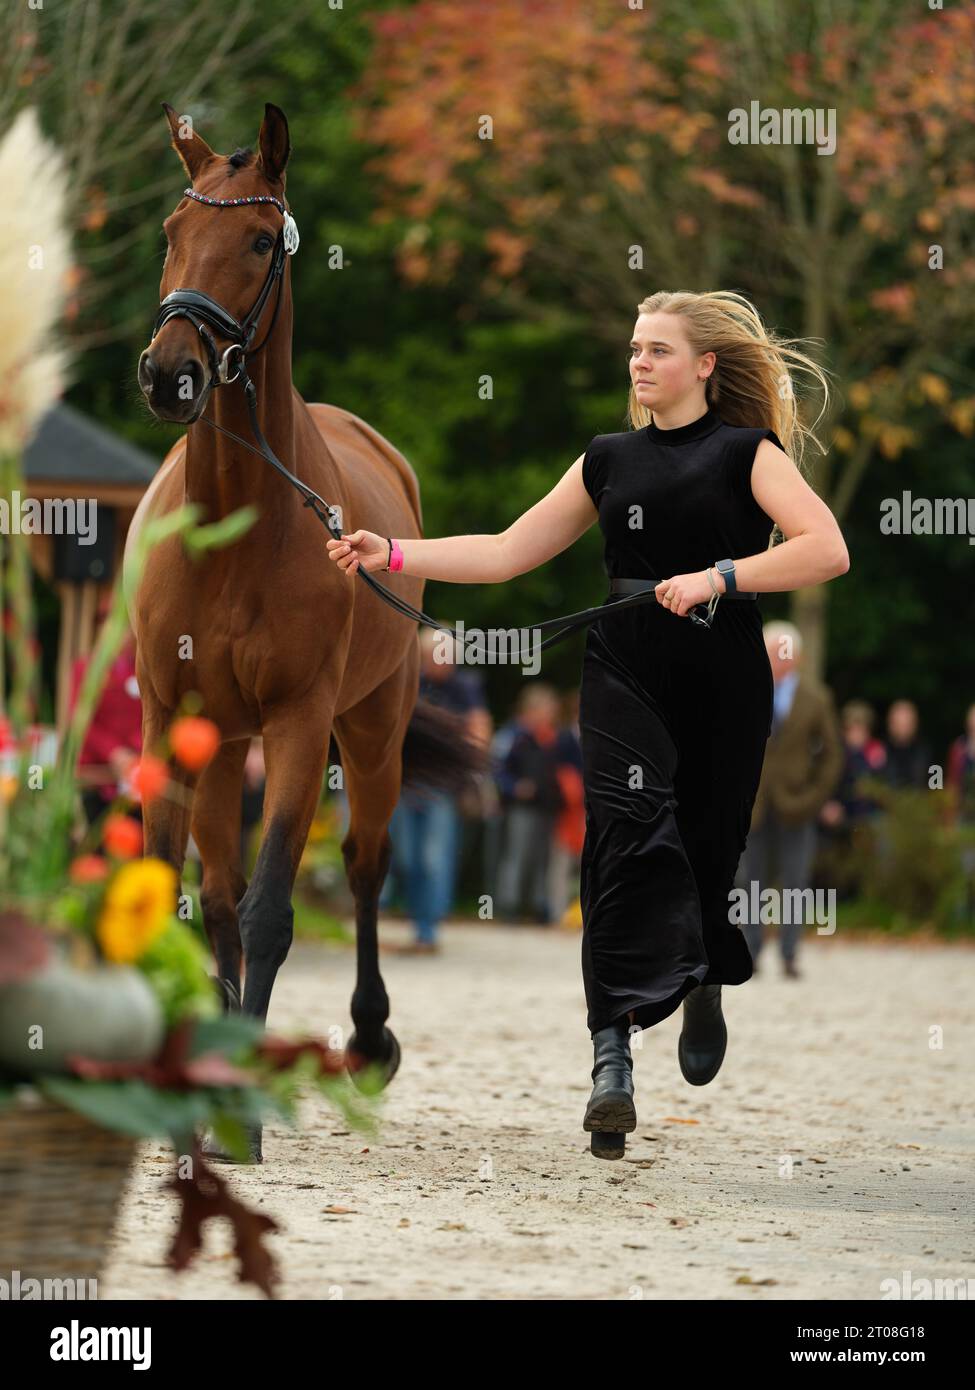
[69,612,975,968]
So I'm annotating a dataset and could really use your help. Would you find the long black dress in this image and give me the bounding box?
[579,405,781,1036]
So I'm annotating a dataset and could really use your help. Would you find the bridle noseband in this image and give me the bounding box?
[151,188,300,385]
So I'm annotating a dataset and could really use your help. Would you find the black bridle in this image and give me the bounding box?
[152,187,297,388]
[149,187,674,657]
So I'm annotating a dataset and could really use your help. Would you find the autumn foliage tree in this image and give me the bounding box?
[350,0,975,673]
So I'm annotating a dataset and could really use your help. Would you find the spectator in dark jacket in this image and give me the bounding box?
[882,699,932,790]
[827,700,887,824]
[381,625,486,953]
[494,682,564,924]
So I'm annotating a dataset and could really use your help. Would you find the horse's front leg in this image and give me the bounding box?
[332,660,419,1090]
[208,704,332,1165]
[238,703,333,1023]
[191,738,250,1010]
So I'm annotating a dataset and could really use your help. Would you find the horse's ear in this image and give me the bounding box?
[162,102,217,182]
[257,103,290,185]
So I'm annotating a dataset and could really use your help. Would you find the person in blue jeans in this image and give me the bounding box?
[382,786,463,950]
[380,627,486,952]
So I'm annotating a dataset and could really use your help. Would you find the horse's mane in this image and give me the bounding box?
[227,147,254,170]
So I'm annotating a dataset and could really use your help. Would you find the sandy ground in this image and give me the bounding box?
[100,922,975,1301]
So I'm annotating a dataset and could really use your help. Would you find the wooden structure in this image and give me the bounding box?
[21,402,157,734]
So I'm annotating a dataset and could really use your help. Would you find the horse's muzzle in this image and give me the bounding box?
[138,344,211,423]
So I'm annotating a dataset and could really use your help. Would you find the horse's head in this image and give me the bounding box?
[138,102,296,424]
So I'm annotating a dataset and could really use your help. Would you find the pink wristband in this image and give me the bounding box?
[388,538,405,573]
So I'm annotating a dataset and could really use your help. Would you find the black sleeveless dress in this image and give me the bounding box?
[579,405,781,1036]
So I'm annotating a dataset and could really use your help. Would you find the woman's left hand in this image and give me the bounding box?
[654,569,723,617]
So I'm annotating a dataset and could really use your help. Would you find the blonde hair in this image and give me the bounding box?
[626,290,832,480]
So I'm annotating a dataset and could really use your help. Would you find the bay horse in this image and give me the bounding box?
[126,102,481,1161]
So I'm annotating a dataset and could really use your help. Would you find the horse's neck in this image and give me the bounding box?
[183,318,298,524]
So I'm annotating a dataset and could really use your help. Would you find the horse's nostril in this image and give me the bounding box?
[176,358,205,403]
[138,351,157,395]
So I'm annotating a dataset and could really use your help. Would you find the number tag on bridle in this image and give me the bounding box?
[282,211,300,256]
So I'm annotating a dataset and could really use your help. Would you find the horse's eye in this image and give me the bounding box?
[254,234,274,255]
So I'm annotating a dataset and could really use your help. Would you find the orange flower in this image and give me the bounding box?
[170,716,220,772]
[129,754,169,804]
[69,854,109,883]
[103,814,143,859]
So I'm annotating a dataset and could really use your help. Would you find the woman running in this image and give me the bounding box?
[326,289,849,1159]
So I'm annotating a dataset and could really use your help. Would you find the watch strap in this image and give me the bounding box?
[715,558,737,594]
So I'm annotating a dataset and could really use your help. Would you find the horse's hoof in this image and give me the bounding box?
[200,1125,263,1164]
[345,1027,401,1091]
[209,975,241,1013]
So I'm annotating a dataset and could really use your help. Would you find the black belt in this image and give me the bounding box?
[522,571,758,653]
[609,577,757,600]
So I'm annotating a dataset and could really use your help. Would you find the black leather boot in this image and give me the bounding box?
[583,1018,636,1159]
[677,983,727,1085]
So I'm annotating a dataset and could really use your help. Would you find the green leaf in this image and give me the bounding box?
[314,1073,381,1136]
[189,1014,265,1058]
[209,1112,251,1163]
[182,504,258,553]
[140,503,204,548]
[137,919,218,1026]
[39,1077,209,1139]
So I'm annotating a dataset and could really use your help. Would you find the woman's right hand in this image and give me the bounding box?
[326,529,389,575]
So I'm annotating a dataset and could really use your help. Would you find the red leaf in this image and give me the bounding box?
[167,1147,280,1297]
[67,1054,157,1081]
[67,1020,256,1088]
[256,1034,346,1076]
[183,1052,254,1087]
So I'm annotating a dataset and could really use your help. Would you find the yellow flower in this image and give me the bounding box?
[96,858,177,963]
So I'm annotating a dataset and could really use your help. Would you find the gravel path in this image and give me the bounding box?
[101,923,975,1301]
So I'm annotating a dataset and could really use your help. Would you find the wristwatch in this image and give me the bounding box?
[715,557,737,594]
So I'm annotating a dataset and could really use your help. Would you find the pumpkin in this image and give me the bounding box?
[0,959,164,1075]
